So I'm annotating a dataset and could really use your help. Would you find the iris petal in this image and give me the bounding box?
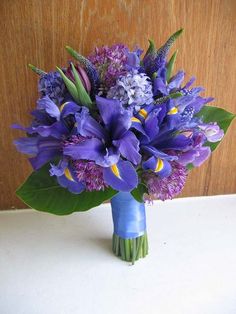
[103,160,138,192]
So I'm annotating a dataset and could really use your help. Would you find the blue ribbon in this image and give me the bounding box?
[111,192,146,239]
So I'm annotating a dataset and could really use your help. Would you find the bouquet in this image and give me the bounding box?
[13,29,235,264]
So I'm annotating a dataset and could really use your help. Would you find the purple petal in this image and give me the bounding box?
[112,130,141,165]
[57,168,85,194]
[60,101,81,118]
[49,159,68,176]
[155,134,192,151]
[76,108,107,140]
[96,96,123,126]
[142,145,178,161]
[103,160,138,192]
[192,146,211,167]
[29,137,61,170]
[13,137,39,155]
[178,149,197,165]
[153,78,167,96]
[199,123,224,142]
[64,138,105,161]
[37,96,60,121]
[142,156,172,178]
[168,71,185,90]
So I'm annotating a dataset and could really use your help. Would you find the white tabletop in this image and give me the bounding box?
[0,195,236,314]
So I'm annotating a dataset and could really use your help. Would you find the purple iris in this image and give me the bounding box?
[63,96,140,191]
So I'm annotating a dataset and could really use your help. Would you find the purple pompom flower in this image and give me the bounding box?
[88,44,128,90]
[143,162,188,201]
[73,160,108,191]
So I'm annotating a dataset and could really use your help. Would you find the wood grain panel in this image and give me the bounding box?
[0,0,235,210]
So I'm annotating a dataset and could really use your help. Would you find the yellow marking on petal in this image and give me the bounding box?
[167,107,178,115]
[60,102,69,112]
[111,164,121,179]
[138,109,148,119]
[131,117,141,123]
[154,158,164,173]
[64,167,75,181]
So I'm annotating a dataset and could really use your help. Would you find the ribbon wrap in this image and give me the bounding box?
[111,192,146,239]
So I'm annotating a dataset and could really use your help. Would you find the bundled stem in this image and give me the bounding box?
[112,233,148,264]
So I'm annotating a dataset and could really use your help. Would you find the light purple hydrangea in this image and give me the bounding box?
[107,70,154,108]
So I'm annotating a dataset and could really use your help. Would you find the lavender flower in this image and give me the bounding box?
[143,162,188,201]
[88,44,127,90]
[39,71,66,104]
[107,70,154,108]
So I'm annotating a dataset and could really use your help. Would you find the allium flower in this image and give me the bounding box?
[88,44,127,89]
[107,70,153,108]
[143,162,188,201]
[39,71,66,104]
[73,160,108,191]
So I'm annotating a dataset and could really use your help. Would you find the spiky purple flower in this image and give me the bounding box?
[143,162,188,201]
[107,70,153,108]
[88,44,128,90]
[38,71,66,104]
[73,160,108,191]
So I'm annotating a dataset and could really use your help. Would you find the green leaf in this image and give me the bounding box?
[166,50,178,82]
[16,164,118,215]
[70,63,93,109]
[196,105,236,151]
[186,163,194,171]
[28,64,46,75]
[56,66,79,103]
[144,39,156,57]
[131,183,148,203]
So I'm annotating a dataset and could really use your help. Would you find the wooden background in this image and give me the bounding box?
[0,0,235,210]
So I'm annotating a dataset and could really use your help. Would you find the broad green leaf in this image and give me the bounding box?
[71,63,93,109]
[16,164,118,215]
[28,64,46,75]
[166,50,178,82]
[131,183,148,203]
[56,67,79,103]
[196,105,236,151]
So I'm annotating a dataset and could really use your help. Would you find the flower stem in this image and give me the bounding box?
[112,232,148,264]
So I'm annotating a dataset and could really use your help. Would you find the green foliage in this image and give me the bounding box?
[56,66,93,109]
[70,63,93,109]
[131,183,148,203]
[16,164,117,215]
[166,50,178,82]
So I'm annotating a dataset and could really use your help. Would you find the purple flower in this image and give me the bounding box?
[107,70,153,109]
[143,162,188,201]
[199,123,224,142]
[73,160,108,191]
[63,96,140,192]
[88,44,128,90]
[39,71,66,104]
